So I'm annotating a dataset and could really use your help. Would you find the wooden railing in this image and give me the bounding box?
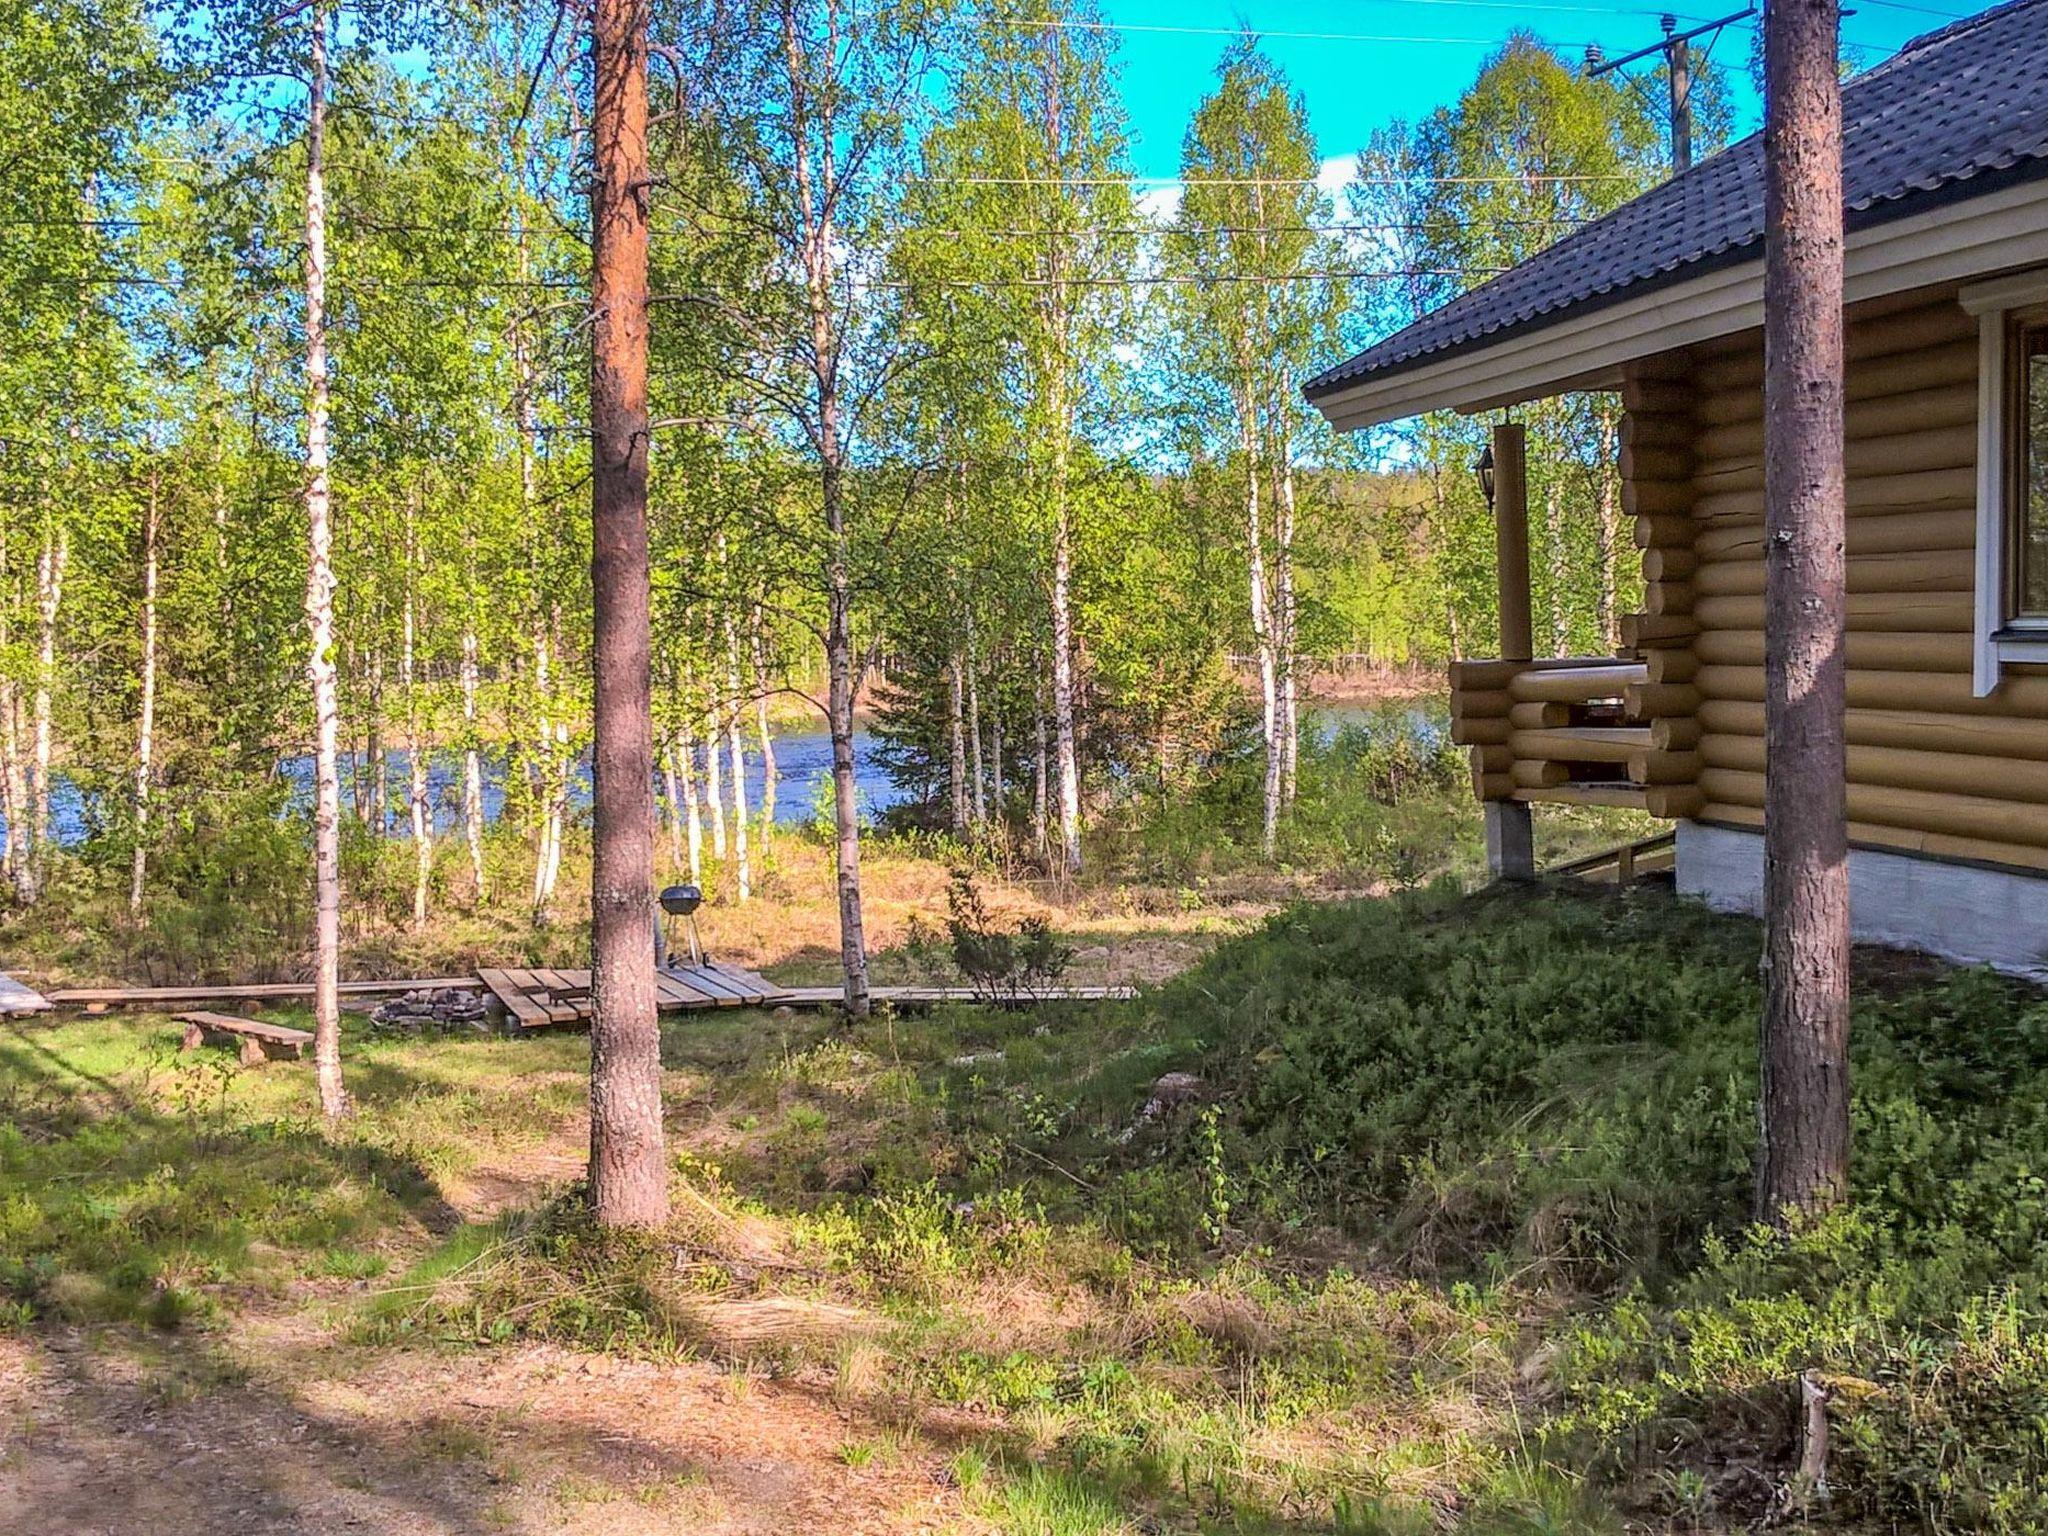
[1449,654,1705,820]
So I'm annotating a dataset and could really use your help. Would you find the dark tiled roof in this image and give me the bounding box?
[1304,0,2048,400]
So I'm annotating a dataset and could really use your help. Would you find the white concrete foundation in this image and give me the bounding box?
[1676,820,2048,982]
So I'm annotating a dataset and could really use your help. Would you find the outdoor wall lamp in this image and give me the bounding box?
[1475,444,1496,509]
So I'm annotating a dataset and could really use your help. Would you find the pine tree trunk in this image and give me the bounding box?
[303,0,348,1119]
[129,464,160,918]
[587,0,667,1228]
[1758,0,1851,1224]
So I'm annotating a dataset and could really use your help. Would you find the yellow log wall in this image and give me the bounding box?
[1632,285,2048,872]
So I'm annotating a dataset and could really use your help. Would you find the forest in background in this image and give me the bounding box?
[0,0,1719,977]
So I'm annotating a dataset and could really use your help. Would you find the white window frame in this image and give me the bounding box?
[1962,269,2048,695]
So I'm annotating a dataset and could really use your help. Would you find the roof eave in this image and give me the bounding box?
[1309,165,2048,432]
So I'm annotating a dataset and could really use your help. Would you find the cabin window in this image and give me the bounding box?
[1962,273,2048,693]
[2014,315,2048,620]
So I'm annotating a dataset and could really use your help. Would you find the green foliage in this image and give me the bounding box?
[944,869,1074,1004]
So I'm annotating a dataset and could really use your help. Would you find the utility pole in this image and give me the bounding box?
[1666,17,1692,173]
[1588,6,1751,175]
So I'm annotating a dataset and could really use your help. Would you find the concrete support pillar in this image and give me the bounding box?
[1486,800,1536,882]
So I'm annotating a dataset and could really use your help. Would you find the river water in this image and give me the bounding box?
[19,701,1442,849]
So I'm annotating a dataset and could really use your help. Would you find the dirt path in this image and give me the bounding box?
[0,1102,985,1536]
[0,1317,974,1535]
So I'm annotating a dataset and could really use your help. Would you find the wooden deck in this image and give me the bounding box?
[778,983,1139,1009]
[16,965,1137,1028]
[44,977,477,1009]
[0,971,52,1016]
[478,961,787,1029]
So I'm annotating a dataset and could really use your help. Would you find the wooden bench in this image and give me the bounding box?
[175,1011,315,1066]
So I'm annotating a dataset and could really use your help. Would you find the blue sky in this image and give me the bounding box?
[1095,0,1975,183]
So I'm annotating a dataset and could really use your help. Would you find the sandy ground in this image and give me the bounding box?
[0,1102,994,1536]
[0,1325,975,1535]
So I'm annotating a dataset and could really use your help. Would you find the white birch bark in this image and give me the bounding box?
[461,621,485,902]
[303,0,347,1117]
[725,637,750,902]
[129,464,160,917]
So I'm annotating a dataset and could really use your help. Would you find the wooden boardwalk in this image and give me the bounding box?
[479,961,786,1029]
[44,977,476,1009]
[16,965,1136,1028]
[0,971,51,1016]
[778,983,1138,1009]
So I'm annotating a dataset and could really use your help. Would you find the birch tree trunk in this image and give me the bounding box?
[676,727,703,883]
[461,622,485,903]
[1596,401,1621,652]
[751,624,776,851]
[402,500,431,932]
[703,704,727,860]
[1031,683,1048,859]
[27,519,69,904]
[966,624,986,830]
[1545,477,1567,657]
[783,3,871,1013]
[1038,33,1084,877]
[587,0,667,1228]
[130,465,160,917]
[1241,383,1279,860]
[948,650,968,832]
[303,0,347,1118]
[1274,444,1300,807]
[725,638,750,903]
[1050,427,1082,875]
[0,529,20,899]
[661,730,686,874]
[1758,0,1851,1223]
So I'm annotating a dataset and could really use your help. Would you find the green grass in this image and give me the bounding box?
[10,882,2048,1531]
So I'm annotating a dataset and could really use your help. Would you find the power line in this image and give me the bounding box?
[920,171,1637,186]
[965,16,1602,46]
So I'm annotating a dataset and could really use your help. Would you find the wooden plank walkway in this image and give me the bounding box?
[44,977,477,1009]
[778,983,1139,1009]
[0,971,52,1016]
[480,961,788,1029]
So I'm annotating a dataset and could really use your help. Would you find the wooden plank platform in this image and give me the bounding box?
[777,983,1139,1009]
[480,961,791,1028]
[45,977,477,1008]
[176,1010,315,1065]
[0,971,52,1016]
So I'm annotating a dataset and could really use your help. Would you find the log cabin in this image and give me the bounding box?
[1304,0,2048,978]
